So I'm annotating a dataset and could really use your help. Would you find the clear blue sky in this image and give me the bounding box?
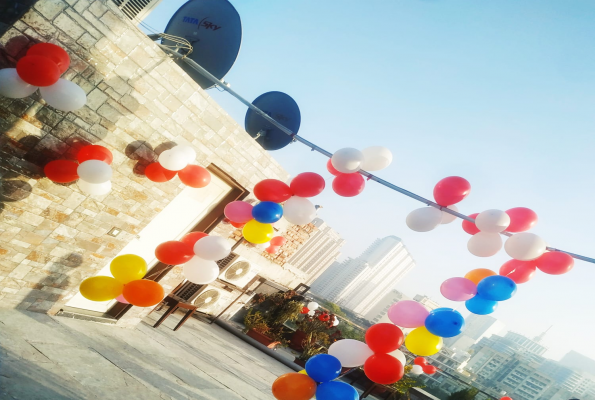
[144,0,595,360]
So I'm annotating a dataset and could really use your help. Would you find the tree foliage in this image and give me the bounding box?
[446,388,479,400]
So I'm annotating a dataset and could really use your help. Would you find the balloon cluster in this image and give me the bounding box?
[79,254,164,307]
[44,145,114,195]
[0,43,86,111]
[264,236,286,254]
[410,357,437,375]
[301,301,319,316]
[145,145,211,188]
[328,146,392,197]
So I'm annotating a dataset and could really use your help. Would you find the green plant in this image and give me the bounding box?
[389,365,426,396]
[446,388,479,400]
[297,332,329,361]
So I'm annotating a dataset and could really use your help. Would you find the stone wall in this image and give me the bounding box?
[0,0,290,322]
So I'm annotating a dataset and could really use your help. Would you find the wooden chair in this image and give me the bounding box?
[151,294,198,331]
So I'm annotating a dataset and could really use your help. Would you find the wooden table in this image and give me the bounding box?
[152,294,198,331]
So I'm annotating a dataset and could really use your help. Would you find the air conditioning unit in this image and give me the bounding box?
[192,281,235,316]
[218,254,261,289]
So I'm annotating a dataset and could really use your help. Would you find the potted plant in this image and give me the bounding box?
[294,331,330,367]
[290,309,337,352]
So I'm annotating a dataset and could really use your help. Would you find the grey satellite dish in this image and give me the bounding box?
[245,92,301,150]
[162,0,242,89]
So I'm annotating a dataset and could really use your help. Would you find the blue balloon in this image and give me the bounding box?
[465,295,498,315]
[251,201,283,223]
[305,354,342,383]
[477,275,517,301]
[316,381,359,400]
[424,308,465,338]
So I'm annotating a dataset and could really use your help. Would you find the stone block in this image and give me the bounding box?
[34,0,68,20]
[8,264,32,280]
[53,13,85,40]
[21,9,58,38]
[99,10,127,36]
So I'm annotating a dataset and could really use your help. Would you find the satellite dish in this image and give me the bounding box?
[194,289,221,309]
[224,261,251,281]
[162,0,242,89]
[245,91,301,150]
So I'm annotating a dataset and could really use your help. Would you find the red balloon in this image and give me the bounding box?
[332,173,365,197]
[433,176,471,206]
[180,231,208,248]
[414,357,427,366]
[270,236,287,247]
[500,397,512,400]
[536,252,574,275]
[506,207,538,232]
[364,354,404,384]
[16,55,60,87]
[254,179,293,203]
[318,313,330,321]
[77,145,113,165]
[423,365,437,374]
[178,165,211,188]
[27,43,70,74]
[145,162,177,182]
[266,245,280,254]
[290,172,326,197]
[230,221,245,228]
[365,323,404,353]
[301,307,309,314]
[499,259,537,284]
[155,241,193,265]
[326,159,341,176]
[462,213,480,235]
[44,160,79,183]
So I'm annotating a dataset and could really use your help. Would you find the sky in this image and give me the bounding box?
[143,0,595,361]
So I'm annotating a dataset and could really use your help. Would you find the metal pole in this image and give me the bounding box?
[157,44,595,265]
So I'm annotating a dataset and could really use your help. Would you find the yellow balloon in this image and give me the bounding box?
[298,370,308,375]
[405,327,443,356]
[242,220,274,244]
[80,276,123,302]
[110,254,147,284]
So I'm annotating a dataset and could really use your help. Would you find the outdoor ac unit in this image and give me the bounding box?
[218,254,261,289]
[192,281,235,316]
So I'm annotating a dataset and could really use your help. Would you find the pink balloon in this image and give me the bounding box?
[387,300,430,328]
[224,201,254,224]
[440,277,477,301]
[116,294,129,304]
[505,207,538,232]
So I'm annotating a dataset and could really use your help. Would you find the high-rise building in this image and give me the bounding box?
[560,351,595,377]
[445,314,506,353]
[363,289,408,323]
[413,294,440,311]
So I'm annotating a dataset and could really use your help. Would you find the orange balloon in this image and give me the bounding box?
[464,268,497,285]
[122,280,165,307]
[272,373,317,400]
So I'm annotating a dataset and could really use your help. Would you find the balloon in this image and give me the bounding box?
[110,254,147,284]
[326,159,341,176]
[467,232,502,257]
[158,148,188,171]
[500,397,512,400]
[27,43,70,73]
[406,207,443,232]
[307,310,315,316]
[183,256,220,284]
[477,276,517,301]
[536,251,574,275]
[425,308,465,338]
[388,300,429,328]
[230,221,245,229]
[332,317,339,326]
[433,176,471,206]
[440,277,477,301]
[283,196,317,225]
[78,180,111,196]
[254,179,293,203]
[364,354,403,384]
[178,165,211,188]
[423,365,437,374]
[506,207,538,232]
[465,295,498,315]
[360,146,392,171]
[79,276,123,302]
[331,148,364,173]
[16,55,60,87]
[499,259,537,284]
[290,172,325,197]
[224,201,254,224]
[300,307,309,314]
[252,201,284,223]
[365,323,404,353]
[410,365,424,375]
[266,245,279,254]
[44,160,78,183]
[305,354,342,383]
[270,236,287,246]
[462,213,480,235]
[505,233,547,261]
[316,382,359,400]
[40,79,86,111]
[255,241,271,250]
[405,327,443,356]
[388,349,407,366]
[175,145,197,164]
[143,162,176,182]
[318,313,330,322]
[122,279,164,307]
[440,205,459,224]
[0,68,38,98]
[475,209,511,233]
[307,302,319,311]
[155,241,194,265]
[332,173,365,197]
[464,268,497,285]
[77,160,112,184]
[271,373,317,400]
[115,294,129,304]
[242,220,274,244]
[193,235,231,260]
[414,357,427,366]
[77,145,113,165]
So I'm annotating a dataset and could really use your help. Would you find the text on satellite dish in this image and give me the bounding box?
[182,16,222,31]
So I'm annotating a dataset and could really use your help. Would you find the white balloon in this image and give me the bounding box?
[388,349,407,366]
[183,256,220,284]
[40,79,86,111]
[193,235,231,261]
[78,179,111,196]
[0,68,38,98]
[307,301,319,311]
[505,232,547,261]
[328,339,374,367]
[332,317,340,327]
[406,207,443,232]
[307,310,315,316]
[283,196,317,225]
[77,160,112,184]
[476,209,511,233]
[360,146,393,171]
[158,148,189,171]
[440,205,459,224]
[256,241,271,250]
[467,232,503,257]
[410,365,424,375]
[331,148,364,173]
[176,145,197,164]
